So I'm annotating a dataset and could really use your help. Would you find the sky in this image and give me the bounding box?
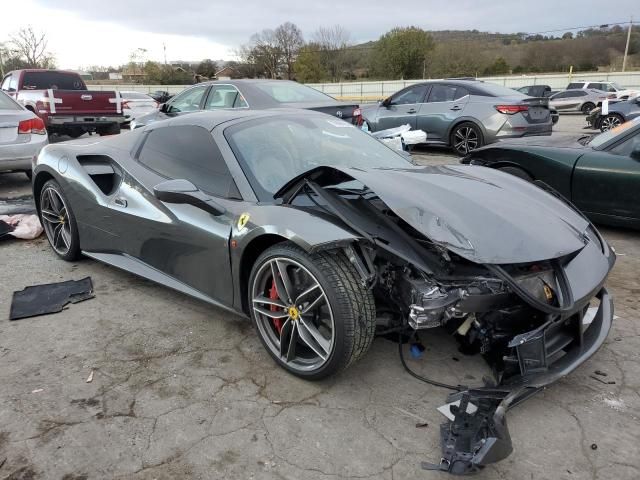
[4,0,639,69]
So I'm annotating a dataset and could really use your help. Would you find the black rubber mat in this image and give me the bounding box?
[0,220,13,238]
[10,277,94,321]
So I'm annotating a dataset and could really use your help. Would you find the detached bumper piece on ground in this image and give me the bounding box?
[10,277,94,320]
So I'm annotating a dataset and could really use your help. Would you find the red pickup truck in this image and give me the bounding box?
[1,69,124,138]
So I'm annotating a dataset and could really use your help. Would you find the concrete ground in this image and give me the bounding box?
[0,115,639,479]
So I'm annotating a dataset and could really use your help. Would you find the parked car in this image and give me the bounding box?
[586,96,640,131]
[462,117,640,228]
[548,88,611,114]
[120,91,159,128]
[514,86,559,124]
[33,108,614,473]
[516,85,555,97]
[360,80,552,155]
[148,90,173,103]
[131,80,362,129]
[0,69,125,138]
[0,90,48,178]
[566,81,639,100]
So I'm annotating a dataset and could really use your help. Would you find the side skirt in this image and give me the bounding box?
[82,251,246,318]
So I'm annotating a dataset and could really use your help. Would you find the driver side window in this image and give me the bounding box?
[390,85,427,105]
[138,125,240,199]
[167,86,207,114]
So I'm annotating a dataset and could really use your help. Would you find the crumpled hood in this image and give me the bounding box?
[315,165,590,264]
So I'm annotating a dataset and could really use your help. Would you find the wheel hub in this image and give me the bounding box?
[287,305,300,320]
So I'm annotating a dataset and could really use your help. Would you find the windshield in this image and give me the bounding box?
[22,72,86,90]
[589,117,640,148]
[254,81,333,103]
[611,83,623,90]
[226,114,411,199]
[122,92,153,100]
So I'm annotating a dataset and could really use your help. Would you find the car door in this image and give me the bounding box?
[572,129,640,221]
[105,125,238,304]
[550,91,582,111]
[375,84,428,130]
[164,85,209,116]
[203,84,249,110]
[416,84,469,142]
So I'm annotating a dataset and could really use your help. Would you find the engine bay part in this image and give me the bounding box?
[278,166,615,475]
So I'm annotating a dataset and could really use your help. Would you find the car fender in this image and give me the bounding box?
[228,204,361,313]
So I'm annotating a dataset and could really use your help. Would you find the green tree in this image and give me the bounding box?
[294,43,325,82]
[484,56,510,75]
[370,27,434,79]
[196,59,218,78]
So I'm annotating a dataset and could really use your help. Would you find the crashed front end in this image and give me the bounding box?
[277,165,615,474]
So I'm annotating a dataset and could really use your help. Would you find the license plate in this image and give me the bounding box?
[529,107,547,120]
[0,126,18,143]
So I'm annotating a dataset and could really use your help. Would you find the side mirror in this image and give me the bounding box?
[631,147,640,161]
[382,97,391,108]
[153,179,226,216]
[159,103,168,113]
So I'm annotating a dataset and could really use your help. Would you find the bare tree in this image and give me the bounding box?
[274,22,304,79]
[240,29,282,78]
[10,26,54,68]
[313,25,351,81]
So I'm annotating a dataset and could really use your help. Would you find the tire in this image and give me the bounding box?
[600,114,623,132]
[248,242,376,380]
[451,122,484,156]
[98,124,121,136]
[581,102,595,115]
[38,179,81,261]
[498,166,533,182]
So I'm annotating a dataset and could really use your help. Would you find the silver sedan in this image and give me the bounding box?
[548,88,611,115]
[0,90,48,178]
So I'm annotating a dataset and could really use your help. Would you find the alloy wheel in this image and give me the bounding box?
[601,115,622,132]
[252,257,335,373]
[40,186,73,255]
[453,126,479,155]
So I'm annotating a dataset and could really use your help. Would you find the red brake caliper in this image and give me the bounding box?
[269,279,284,334]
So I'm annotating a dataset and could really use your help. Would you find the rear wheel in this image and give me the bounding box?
[248,243,376,380]
[39,179,80,261]
[451,122,483,156]
[581,102,595,115]
[600,114,623,132]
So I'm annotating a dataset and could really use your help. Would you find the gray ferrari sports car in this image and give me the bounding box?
[32,109,614,474]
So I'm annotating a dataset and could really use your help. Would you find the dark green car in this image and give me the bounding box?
[462,118,640,228]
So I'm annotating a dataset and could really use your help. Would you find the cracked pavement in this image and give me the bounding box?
[1,115,639,479]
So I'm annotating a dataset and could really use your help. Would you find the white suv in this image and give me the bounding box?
[566,81,639,100]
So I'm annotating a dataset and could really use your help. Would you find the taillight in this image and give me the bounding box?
[352,107,363,126]
[18,118,46,135]
[495,105,529,115]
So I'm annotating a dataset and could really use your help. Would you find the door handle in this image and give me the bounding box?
[450,106,462,111]
[407,109,417,114]
[114,197,128,208]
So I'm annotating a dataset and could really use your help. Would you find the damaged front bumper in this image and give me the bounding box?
[425,287,613,475]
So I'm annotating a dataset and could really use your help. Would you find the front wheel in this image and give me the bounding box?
[451,122,483,156]
[248,243,376,380]
[581,102,595,115]
[39,179,81,261]
[600,114,623,132]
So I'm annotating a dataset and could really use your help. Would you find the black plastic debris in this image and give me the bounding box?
[10,277,94,321]
[0,220,13,238]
